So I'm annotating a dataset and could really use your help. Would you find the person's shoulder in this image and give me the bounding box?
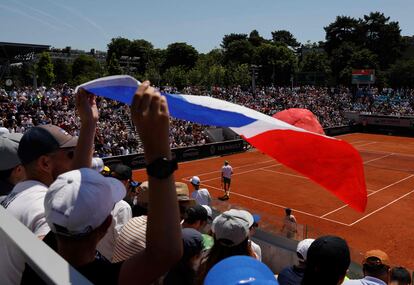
[114,200,132,211]
[78,259,123,285]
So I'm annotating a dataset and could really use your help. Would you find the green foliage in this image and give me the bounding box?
[162,66,188,89]
[221,33,248,49]
[53,59,71,84]
[107,37,131,63]
[249,30,267,47]
[36,52,55,86]
[388,59,414,88]
[255,43,297,85]
[223,39,254,65]
[71,55,104,85]
[300,50,331,74]
[271,30,300,49]
[107,53,122,75]
[163,42,198,71]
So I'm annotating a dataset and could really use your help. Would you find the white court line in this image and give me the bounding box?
[356,148,414,159]
[349,189,414,226]
[200,164,281,183]
[260,168,309,179]
[182,159,276,180]
[354,141,378,148]
[320,174,414,218]
[199,182,350,226]
[363,153,394,164]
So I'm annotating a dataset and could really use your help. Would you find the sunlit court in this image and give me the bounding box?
[133,132,414,269]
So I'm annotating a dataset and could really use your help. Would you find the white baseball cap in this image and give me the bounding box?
[212,209,253,247]
[0,127,10,136]
[91,157,104,173]
[202,205,213,219]
[190,176,201,185]
[44,168,126,237]
[296,238,315,262]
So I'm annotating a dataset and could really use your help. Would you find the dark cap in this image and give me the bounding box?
[0,133,23,170]
[305,235,350,284]
[182,228,203,258]
[18,125,77,165]
[184,205,208,224]
[111,164,132,180]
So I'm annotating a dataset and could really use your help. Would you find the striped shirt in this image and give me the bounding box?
[112,216,147,263]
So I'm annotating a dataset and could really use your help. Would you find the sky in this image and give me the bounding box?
[0,0,413,53]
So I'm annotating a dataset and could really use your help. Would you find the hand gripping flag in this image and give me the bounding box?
[76,75,367,212]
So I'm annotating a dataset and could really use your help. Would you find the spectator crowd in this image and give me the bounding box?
[0,82,412,285]
[1,85,414,158]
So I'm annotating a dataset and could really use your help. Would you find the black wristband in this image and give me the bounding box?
[146,157,178,179]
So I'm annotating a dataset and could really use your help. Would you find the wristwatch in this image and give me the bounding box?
[146,157,178,179]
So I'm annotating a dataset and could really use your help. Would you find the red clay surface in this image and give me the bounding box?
[133,133,414,269]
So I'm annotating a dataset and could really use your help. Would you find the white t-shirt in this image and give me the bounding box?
[97,200,132,261]
[222,165,233,179]
[250,240,262,261]
[0,180,51,285]
[191,188,212,206]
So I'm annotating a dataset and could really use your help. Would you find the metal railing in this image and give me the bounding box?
[0,206,91,285]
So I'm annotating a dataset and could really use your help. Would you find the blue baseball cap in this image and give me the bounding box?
[253,214,261,224]
[205,256,278,285]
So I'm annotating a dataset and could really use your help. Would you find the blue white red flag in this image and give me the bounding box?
[76,75,367,212]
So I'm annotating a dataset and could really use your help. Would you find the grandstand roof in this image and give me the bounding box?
[0,42,50,64]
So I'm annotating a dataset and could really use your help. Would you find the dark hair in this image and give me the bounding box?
[390,267,411,285]
[197,238,254,284]
[0,167,14,181]
[302,235,350,285]
[285,208,292,215]
[363,258,390,277]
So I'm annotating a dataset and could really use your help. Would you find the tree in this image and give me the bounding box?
[53,59,71,84]
[107,37,131,63]
[128,39,154,74]
[360,12,404,68]
[107,53,122,75]
[163,42,198,71]
[324,16,363,55]
[388,59,414,88]
[36,52,55,86]
[271,30,300,50]
[249,30,267,47]
[162,66,188,89]
[72,55,103,85]
[255,43,297,85]
[221,33,248,49]
[300,50,331,74]
[223,39,254,65]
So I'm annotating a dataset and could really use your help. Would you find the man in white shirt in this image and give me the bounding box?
[0,91,98,285]
[220,160,233,200]
[190,176,211,205]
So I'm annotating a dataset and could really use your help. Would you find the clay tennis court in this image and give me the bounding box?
[133,133,414,269]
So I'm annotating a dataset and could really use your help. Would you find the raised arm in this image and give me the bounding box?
[119,81,182,285]
[72,89,99,169]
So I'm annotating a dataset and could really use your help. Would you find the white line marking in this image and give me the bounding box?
[357,148,414,159]
[199,165,281,182]
[320,174,414,218]
[349,189,414,226]
[199,182,350,226]
[355,141,378,148]
[363,153,394,164]
[260,168,308,179]
[182,159,276,180]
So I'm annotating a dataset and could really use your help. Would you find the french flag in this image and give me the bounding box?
[76,75,367,212]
